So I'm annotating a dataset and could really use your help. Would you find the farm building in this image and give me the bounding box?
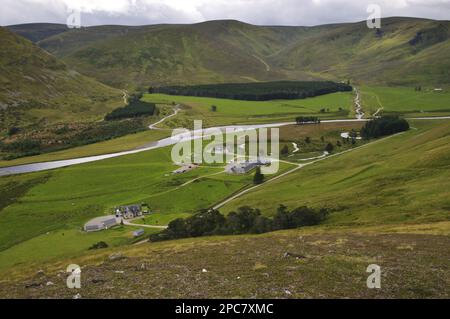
[115,205,143,219]
[133,229,145,237]
[84,216,118,232]
[225,159,271,175]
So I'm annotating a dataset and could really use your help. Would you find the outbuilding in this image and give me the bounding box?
[133,229,145,237]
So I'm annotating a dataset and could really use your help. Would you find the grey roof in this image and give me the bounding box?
[103,218,118,227]
[85,224,102,231]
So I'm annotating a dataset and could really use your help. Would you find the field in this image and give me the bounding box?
[0,138,297,270]
[143,92,353,128]
[360,86,450,116]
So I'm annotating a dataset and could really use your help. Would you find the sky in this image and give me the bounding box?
[1,0,449,27]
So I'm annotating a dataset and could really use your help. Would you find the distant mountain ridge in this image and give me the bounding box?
[7,17,450,88]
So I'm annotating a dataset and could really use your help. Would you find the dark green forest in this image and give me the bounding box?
[150,81,352,101]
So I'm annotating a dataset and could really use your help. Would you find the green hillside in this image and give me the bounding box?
[221,120,450,226]
[16,18,450,89]
[0,27,123,132]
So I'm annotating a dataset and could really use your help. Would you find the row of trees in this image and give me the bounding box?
[360,116,410,138]
[150,81,352,101]
[149,205,329,242]
[295,116,321,124]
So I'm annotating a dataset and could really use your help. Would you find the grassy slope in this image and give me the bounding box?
[221,120,450,227]
[1,224,449,298]
[274,18,450,86]
[38,21,304,89]
[0,27,123,131]
[25,18,450,88]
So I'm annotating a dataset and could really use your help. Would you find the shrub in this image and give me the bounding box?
[325,142,334,153]
[8,127,20,136]
[281,145,289,155]
[88,241,109,250]
[253,167,264,185]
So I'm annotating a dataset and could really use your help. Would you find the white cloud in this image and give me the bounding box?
[1,0,449,26]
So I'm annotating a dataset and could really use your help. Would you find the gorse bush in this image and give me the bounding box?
[149,205,329,242]
[151,81,352,101]
[88,241,109,250]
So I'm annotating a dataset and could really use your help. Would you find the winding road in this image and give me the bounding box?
[1,105,450,177]
[148,105,180,130]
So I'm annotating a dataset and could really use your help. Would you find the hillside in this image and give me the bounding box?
[1,119,449,298]
[6,23,69,43]
[221,120,450,226]
[0,27,123,132]
[11,18,450,88]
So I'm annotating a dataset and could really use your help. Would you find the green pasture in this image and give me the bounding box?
[360,86,450,116]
